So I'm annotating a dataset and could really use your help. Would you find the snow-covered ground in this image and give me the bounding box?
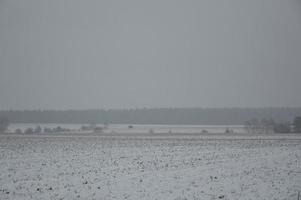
[0,134,301,200]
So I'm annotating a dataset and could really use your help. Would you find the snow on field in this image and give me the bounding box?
[0,134,301,200]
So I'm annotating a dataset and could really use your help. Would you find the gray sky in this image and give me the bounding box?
[0,0,301,110]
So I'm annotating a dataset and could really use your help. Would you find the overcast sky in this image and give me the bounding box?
[0,0,301,110]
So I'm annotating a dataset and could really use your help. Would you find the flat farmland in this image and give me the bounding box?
[0,134,301,200]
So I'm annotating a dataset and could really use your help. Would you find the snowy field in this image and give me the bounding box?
[0,134,301,200]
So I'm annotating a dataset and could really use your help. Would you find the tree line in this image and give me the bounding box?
[1,115,301,134]
[244,116,301,133]
[1,107,301,125]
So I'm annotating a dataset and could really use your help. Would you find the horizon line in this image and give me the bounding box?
[1,106,301,112]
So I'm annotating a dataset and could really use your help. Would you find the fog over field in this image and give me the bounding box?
[1,0,301,200]
[1,0,301,110]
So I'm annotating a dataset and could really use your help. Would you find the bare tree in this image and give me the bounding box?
[273,122,291,133]
[15,128,22,134]
[34,126,42,134]
[244,118,274,134]
[260,118,275,134]
[0,117,9,133]
[244,118,260,133]
[24,128,33,134]
[293,116,301,133]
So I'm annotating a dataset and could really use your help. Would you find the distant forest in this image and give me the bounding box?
[1,108,301,125]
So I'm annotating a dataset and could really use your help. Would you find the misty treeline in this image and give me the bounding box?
[244,116,301,134]
[1,107,301,125]
[16,126,71,134]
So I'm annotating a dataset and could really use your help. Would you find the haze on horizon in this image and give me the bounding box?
[1,0,301,110]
